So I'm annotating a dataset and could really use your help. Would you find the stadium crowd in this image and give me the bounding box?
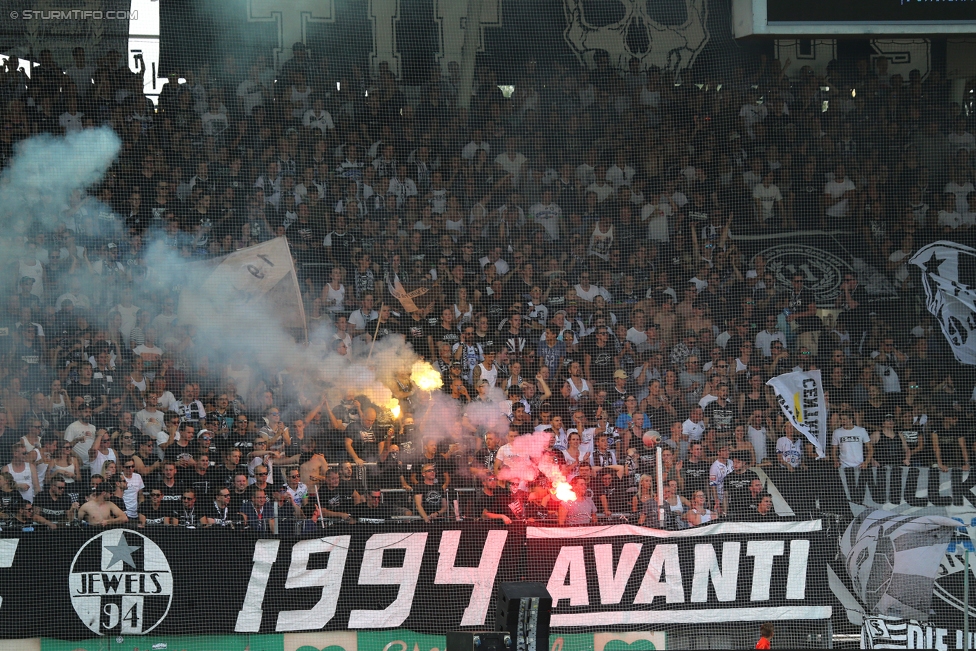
[0,42,974,533]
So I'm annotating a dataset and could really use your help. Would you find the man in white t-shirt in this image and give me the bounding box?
[753,171,783,223]
[824,164,856,221]
[831,411,873,469]
[682,406,706,461]
[529,189,562,241]
[236,65,267,116]
[135,391,167,444]
[776,424,804,471]
[708,443,734,514]
[494,138,527,182]
[64,405,97,469]
[755,314,788,357]
[59,97,85,134]
[479,246,510,277]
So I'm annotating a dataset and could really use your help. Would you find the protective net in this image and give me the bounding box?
[0,0,972,649]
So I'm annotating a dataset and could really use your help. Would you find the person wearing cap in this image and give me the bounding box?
[414,462,448,523]
[610,368,631,405]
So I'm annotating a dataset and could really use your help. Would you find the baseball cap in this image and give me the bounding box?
[198,428,212,440]
[613,369,628,379]
[19,276,34,284]
[746,269,758,279]
[106,242,117,249]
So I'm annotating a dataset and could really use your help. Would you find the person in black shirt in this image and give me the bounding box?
[109,475,129,515]
[595,468,635,516]
[786,274,821,333]
[138,489,173,526]
[316,469,356,521]
[227,472,251,515]
[749,493,778,521]
[585,326,617,390]
[413,463,447,522]
[33,478,77,528]
[201,487,235,527]
[729,474,764,519]
[172,489,200,527]
[186,452,213,498]
[680,442,710,501]
[474,474,512,524]
[148,462,183,507]
[350,487,403,520]
[703,384,735,434]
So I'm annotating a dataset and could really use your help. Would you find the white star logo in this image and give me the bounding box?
[104,536,140,571]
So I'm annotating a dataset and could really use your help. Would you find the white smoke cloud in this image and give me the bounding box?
[0,127,120,236]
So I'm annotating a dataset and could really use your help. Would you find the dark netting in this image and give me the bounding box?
[0,0,969,647]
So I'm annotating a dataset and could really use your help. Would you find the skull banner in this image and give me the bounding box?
[910,241,976,365]
[563,0,710,72]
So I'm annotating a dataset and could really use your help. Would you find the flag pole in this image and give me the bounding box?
[367,303,384,363]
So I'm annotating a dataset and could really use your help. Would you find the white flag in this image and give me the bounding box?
[177,237,307,333]
[386,273,430,313]
[766,369,828,458]
[910,241,976,365]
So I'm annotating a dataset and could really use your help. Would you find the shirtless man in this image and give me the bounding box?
[281,436,329,490]
[77,486,128,527]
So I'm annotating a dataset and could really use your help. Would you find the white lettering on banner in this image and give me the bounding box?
[369,0,401,78]
[546,546,589,607]
[347,532,427,629]
[235,539,280,632]
[550,605,833,627]
[594,543,642,605]
[434,529,508,626]
[634,544,684,604]
[433,0,501,71]
[535,522,824,625]
[276,537,349,632]
[0,539,18,611]
[767,369,828,457]
[786,539,810,599]
[247,0,336,69]
[746,540,784,601]
[691,543,740,602]
[862,617,962,650]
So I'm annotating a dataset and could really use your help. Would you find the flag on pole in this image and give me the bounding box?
[177,237,307,337]
[766,369,828,458]
[386,273,430,313]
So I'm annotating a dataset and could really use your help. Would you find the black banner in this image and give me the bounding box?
[526,520,831,628]
[0,520,829,639]
[0,523,518,639]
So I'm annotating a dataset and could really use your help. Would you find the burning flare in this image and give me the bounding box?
[389,400,401,419]
[553,481,577,502]
[411,360,443,391]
